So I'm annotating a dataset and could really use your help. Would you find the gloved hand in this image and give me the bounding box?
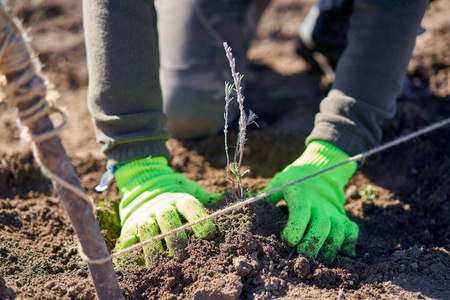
[114,156,223,265]
[263,140,359,262]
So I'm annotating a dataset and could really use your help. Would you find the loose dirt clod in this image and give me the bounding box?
[293,256,311,279]
[192,274,243,300]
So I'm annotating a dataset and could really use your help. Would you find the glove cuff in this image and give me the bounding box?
[114,156,171,196]
[292,140,357,186]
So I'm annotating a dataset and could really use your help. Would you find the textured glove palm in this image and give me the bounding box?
[114,156,223,264]
[263,140,359,262]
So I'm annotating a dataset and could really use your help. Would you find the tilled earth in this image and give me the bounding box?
[1,0,449,299]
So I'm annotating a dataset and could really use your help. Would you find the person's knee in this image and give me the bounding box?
[162,75,238,139]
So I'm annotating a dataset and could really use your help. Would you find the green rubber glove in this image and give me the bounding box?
[263,140,359,262]
[114,156,223,264]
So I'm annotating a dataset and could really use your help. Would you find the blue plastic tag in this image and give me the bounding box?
[95,167,115,192]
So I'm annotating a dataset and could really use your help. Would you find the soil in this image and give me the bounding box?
[1,0,449,299]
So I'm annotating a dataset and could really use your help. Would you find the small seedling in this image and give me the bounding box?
[223,42,258,199]
[359,185,378,201]
[405,245,422,258]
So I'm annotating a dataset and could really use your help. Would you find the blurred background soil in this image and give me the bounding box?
[0,0,449,299]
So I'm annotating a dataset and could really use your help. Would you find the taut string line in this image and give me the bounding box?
[85,117,450,265]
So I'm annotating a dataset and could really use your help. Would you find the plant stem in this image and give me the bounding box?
[223,42,251,199]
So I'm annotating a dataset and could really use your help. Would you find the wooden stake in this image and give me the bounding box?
[0,4,123,299]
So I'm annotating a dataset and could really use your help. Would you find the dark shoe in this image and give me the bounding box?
[296,0,426,83]
[295,1,353,76]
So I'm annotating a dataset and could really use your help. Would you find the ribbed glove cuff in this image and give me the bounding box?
[291,140,357,187]
[114,156,171,195]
